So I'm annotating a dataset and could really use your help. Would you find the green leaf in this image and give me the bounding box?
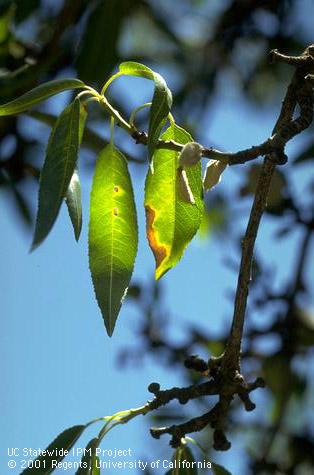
[145,123,203,279]
[28,111,136,161]
[0,78,85,116]
[118,61,173,159]
[65,168,83,241]
[15,0,40,23]
[0,2,14,43]
[93,457,101,475]
[32,98,82,249]
[166,446,198,474]
[76,0,132,87]
[89,144,138,336]
[76,438,99,475]
[211,463,232,475]
[65,103,87,241]
[119,62,154,80]
[21,425,86,474]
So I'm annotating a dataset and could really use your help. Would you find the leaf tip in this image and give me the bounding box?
[74,228,81,242]
[105,326,114,338]
[29,238,40,253]
[104,314,117,337]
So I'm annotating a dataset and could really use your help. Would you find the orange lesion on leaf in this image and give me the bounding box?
[145,205,168,272]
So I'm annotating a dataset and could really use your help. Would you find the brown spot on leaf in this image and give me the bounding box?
[113,207,119,216]
[145,205,167,268]
[113,186,119,192]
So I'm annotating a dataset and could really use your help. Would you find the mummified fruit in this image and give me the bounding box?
[203,159,227,191]
[178,142,202,168]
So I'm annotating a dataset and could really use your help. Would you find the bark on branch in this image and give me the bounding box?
[148,44,314,450]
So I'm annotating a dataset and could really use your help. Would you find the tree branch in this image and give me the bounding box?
[223,45,314,370]
[222,158,275,369]
[95,45,314,167]
[145,44,314,450]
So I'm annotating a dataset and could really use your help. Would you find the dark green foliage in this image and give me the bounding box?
[32,99,82,249]
[0,79,85,116]
[76,438,99,475]
[21,425,86,474]
[76,0,134,87]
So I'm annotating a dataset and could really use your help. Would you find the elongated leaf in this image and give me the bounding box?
[147,71,172,160]
[119,62,154,80]
[212,463,232,475]
[32,98,82,249]
[145,124,203,279]
[21,425,86,474]
[27,111,138,162]
[118,61,172,159]
[65,169,83,241]
[0,78,85,116]
[65,103,87,241]
[76,0,131,87]
[0,3,14,43]
[165,446,198,474]
[89,144,138,336]
[93,457,101,475]
[76,438,99,475]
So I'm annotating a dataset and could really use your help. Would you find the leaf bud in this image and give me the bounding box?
[148,382,160,394]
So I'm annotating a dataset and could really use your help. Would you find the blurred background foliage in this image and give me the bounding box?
[1,0,314,474]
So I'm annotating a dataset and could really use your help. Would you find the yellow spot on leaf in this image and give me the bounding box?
[145,205,168,276]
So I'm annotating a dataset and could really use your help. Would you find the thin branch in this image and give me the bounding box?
[95,46,314,166]
[223,46,314,370]
[147,45,314,450]
[222,158,276,369]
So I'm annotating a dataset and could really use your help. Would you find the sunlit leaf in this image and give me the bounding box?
[27,111,137,161]
[32,98,82,249]
[103,409,132,421]
[144,123,203,279]
[65,103,87,241]
[89,144,138,336]
[21,425,86,474]
[0,78,85,116]
[119,62,154,79]
[65,168,83,241]
[118,61,172,159]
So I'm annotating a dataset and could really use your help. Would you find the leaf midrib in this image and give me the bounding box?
[53,102,77,222]
[109,150,115,333]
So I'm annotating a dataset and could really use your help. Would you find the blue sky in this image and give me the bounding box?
[1,94,310,475]
[2,7,314,472]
